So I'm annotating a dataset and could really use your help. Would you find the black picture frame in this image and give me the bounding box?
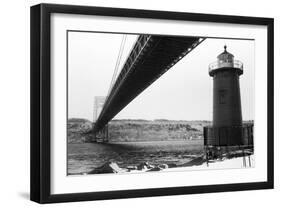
[30,3,274,204]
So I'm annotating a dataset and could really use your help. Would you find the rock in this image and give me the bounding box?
[158,164,169,169]
[147,166,162,172]
[88,162,126,174]
[181,156,205,167]
[126,166,137,171]
[137,162,154,170]
[167,163,177,168]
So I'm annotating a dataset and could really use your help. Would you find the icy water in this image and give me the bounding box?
[67,140,204,175]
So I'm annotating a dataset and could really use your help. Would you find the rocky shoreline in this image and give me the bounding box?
[86,156,206,175]
[82,148,253,175]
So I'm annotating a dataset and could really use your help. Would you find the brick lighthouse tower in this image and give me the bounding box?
[204,46,253,147]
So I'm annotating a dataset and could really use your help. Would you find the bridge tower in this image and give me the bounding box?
[93,96,108,142]
[93,96,107,122]
[204,46,253,147]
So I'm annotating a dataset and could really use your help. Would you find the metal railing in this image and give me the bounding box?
[208,59,243,73]
[203,124,254,146]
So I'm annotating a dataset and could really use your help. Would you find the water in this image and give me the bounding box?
[67,140,204,175]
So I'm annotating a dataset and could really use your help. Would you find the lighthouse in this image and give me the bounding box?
[204,46,253,147]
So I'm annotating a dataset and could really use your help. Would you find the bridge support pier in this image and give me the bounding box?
[92,125,109,143]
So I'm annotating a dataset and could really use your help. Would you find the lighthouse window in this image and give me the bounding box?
[219,89,227,104]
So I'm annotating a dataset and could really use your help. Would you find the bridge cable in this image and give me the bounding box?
[107,35,127,96]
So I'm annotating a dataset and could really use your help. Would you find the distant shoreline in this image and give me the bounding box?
[67,118,254,144]
[67,118,209,143]
[68,139,204,144]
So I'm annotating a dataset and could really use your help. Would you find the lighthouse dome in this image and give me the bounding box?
[209,45,243,76]
[217,45,234,63]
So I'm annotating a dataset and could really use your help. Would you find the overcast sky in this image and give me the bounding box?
[68,31,254,122]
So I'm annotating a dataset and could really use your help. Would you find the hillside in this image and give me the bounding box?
[67,118,94,143]
[67,119,210,143]
[108,120,208,142]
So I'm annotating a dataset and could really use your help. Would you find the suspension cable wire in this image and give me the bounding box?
[107,35,127,96]
[115,35,139,78]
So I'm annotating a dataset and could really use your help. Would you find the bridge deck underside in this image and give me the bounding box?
[93,35,201,132]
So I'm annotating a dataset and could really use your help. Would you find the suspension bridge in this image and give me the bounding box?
[92,34,205,141]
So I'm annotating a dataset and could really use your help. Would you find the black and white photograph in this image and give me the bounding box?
[0,0,278,205]
[67,31,255,175]
[28,2,274,204]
